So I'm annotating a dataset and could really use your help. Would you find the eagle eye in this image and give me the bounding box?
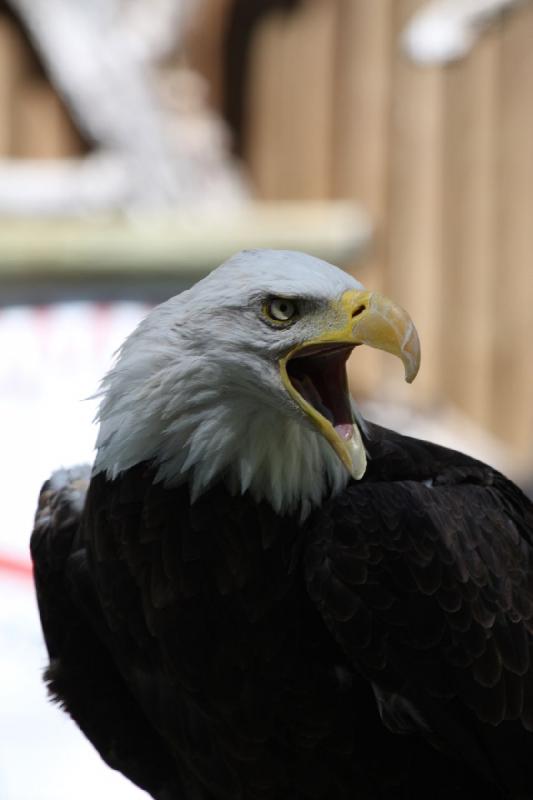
[265,297,298,324]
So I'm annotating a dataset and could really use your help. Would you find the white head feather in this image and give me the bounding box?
[94,249,365,518]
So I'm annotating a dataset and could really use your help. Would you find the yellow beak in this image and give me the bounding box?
[279,289,420,479]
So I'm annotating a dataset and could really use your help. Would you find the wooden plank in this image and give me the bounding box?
[183,0,234,112]
[12,80,83,158]
[491,3,533,454]
[0,16,29,155]
[276,0,336,200]
[385,0,445,405]
[332,0,392,273]
[332,0,394,399]
[245,0,336,200]
[245,9,286,199]
[441,30,500,427]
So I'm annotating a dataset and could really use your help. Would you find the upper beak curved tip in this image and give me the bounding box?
[402,322,421,384]
[347,290,421,383]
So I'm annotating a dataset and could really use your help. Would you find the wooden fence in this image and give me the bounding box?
[244,0,533,462]
[0,13,82,157]
[0,0,532,462]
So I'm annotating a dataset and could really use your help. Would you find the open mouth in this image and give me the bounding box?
[286,343,356,441]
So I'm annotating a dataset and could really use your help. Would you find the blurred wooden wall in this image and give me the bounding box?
[243,0,533,460]
[0,1,531,460]
[0,12,83,158]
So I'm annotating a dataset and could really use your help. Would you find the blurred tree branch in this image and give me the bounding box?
[0,0,248,214]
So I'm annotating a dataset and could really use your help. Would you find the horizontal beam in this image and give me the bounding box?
[0,201,371,283]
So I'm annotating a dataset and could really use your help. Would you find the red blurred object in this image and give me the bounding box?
[0,552,33,579]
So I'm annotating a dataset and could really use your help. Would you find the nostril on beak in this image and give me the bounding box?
[352,304,366,319]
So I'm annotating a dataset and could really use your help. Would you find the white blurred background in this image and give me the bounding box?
[0,303,148,799]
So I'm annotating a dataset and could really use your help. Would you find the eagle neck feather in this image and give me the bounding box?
[93,332,350,519]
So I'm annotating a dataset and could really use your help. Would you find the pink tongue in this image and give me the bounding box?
[335,423,353,441]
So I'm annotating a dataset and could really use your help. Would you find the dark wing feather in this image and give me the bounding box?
[82,464,503,800]
[30,467,185,800]
[33,426,531,799]
[306,423,533,793]
[79,466,314,799]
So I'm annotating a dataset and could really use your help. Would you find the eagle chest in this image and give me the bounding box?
[88,473,341,739]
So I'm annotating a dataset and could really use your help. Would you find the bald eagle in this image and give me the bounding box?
[31,250,533,800]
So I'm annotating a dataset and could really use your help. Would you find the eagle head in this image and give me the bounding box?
[94,250,420,518]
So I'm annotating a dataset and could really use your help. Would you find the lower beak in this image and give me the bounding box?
[280,289,421,479]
